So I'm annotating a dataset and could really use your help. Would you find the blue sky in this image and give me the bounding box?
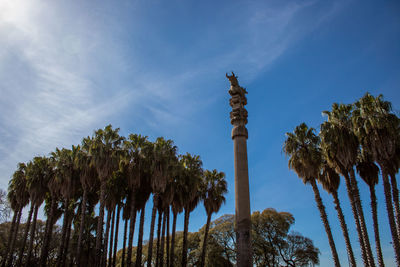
[0,0,399,266]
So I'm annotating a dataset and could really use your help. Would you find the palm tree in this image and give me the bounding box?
[356,155,385,267]
[123,134,149,267]
[158,180,175,267]
[165,206,171,267]
[112,203,122,267]
[4,163,29,267]
[89,125,124,265]
[156,155,177,267]
[24,156,51,266]
[134,180,152,267]
[76,138,98,267]
[102,175,119,267]
[321,103,375,267]
[284,123,340,267]
[388,140,400,237]
[16,195,34,266]
[65,145,82,266]
[102,168,127,267]
[158,205,167,267]
[39,156,59,267]
[155,197,163,267]
[353,93,400,264]
[53,147,80,267]
[180,153,204,267]
[389,135,400,235]
[110,170,127,267]
[169,163,185,267]
[147,137,177,267]
[319,162,356,267]
[121,196,130,267]
[200,169,228,267]
[134,139,153,267]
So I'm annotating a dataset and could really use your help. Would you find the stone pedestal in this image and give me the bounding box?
[227,73,252,267]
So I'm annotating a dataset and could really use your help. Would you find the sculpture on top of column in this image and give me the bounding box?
[226,72,248,137]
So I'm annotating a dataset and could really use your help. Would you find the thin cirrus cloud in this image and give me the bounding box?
[0,0,133,188]
[0,0,340,189]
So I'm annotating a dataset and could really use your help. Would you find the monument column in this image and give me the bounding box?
[226,72,252,267]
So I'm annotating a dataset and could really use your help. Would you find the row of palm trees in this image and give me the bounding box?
[283,93,400,267]
[2,126,228,267]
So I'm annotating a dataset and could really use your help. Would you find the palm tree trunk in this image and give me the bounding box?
[112,204,121,267]
[44,206,52,239]
[96,181,107,266]
[41,210,51,259]
[182,208,190,267]
[102,208,113,267]
[350,169,375,267]
[369,186,385,267]
[200,213,212,267]
[389,173,400,237]
[6,206,22,267]
[156,209,163,267]
[380,165,400,264]
[25,203,39,267]
[57,198,70,267]
[17,202,34,267]
[135,207,146,267]
[169,211,177,267]
[166,208,170,267]
[160,210,166,267]
[76,188,88,267]
[127,205,137,267]
[122,216,128,267]
[332,191,356,267]
[2,208,18,265]
[40,197,57,266]
[62,210,74,267]
[343,172,369,266]
[147,197,158,267]
[310,179,340,267]
[108,207,116,267]
[70,226,80,267]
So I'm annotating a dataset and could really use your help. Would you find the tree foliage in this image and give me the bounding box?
[112,208,319,267]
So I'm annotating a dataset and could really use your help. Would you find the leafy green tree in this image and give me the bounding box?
[251,209,294,266]
[209,209,319,267]
[1,220,62,266]
[278,232,319,267]
[0,190,10,224]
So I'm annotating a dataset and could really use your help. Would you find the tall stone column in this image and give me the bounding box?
[226,72,252,267]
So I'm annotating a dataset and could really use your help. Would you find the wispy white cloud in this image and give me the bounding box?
[0,0,344,189]
[122,1,347,132]
[0,0,133,188]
